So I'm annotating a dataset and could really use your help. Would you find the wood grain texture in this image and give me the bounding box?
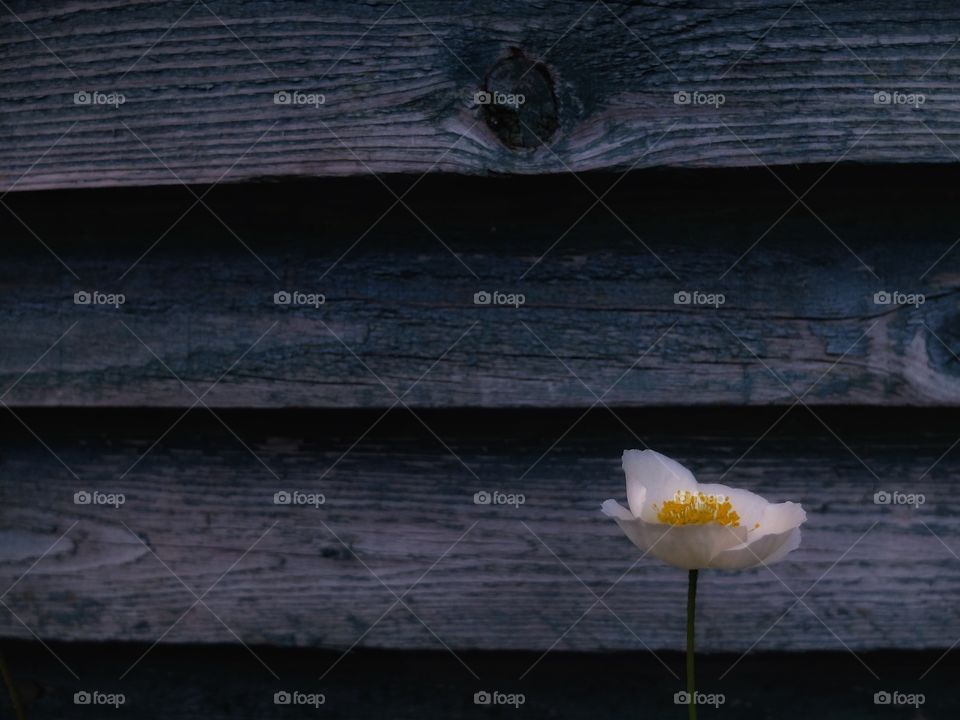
[1,408,958,652]
[3,0,960,191]
[7,641,958,719]
[1,172,959,408]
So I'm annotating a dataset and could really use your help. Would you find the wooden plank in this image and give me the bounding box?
[1,171,958,407]
[5,640,956,719]
[3,1,960,191]
[1,408,957,652]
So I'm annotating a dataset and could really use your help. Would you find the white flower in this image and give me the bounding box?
[602,449,806,570]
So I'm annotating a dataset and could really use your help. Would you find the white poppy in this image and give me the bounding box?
[602,449,806,570]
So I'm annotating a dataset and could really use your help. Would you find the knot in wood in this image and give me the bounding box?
[478,51,559,150]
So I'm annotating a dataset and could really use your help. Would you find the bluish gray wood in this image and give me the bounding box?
[0,409,956,652]
[1,172,958,407]
[2,1,960,191]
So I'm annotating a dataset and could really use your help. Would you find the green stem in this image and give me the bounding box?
[0,648,25,720]
[686,569,698,720]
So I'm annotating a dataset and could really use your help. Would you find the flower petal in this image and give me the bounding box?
[709,524,804,569]
[601,498,635,522]
[752,501,807,538]
[623,449,697,520]
[760,527,803,565]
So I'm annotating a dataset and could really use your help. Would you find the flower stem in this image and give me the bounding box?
[686,568,698,720]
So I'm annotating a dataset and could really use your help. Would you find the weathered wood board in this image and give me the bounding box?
[1,408,958,652]
[6,641,957,719]
[1,172,958,408]
[3,1,960,191]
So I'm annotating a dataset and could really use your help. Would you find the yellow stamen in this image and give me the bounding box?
[655,490,741,527]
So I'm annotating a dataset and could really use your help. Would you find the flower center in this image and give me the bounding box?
[654,490,741,527]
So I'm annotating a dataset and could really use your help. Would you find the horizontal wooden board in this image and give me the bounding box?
[3,1,960,190]
[6,641,957,719]
[1,408,958,652]
[1,171,959,407]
